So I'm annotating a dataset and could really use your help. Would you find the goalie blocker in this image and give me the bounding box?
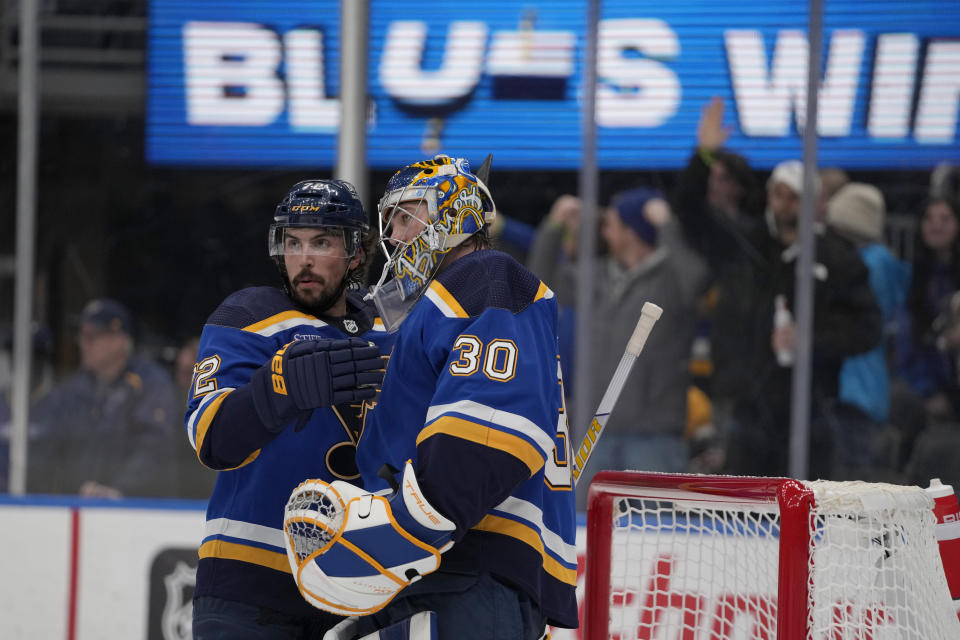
[284,461,455,617]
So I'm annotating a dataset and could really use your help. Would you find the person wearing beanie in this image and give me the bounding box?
[528,187,708,509]
[826,183,910,478]
[605,187,663,262]
[671,128,882,477]
[827,182,886,244]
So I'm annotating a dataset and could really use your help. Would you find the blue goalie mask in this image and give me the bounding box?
[368,155,496,332]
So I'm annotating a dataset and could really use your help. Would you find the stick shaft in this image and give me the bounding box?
[571,302,663,487]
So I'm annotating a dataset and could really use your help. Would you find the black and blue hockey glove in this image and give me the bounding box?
[251,338,384,433]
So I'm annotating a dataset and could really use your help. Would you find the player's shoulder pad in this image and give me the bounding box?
[433,249,549,317]
[205,286,294,329]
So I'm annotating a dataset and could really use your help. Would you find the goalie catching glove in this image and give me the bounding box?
[252,338,384,433]
[283,461,455,616]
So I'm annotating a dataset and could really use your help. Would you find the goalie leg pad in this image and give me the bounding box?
[284,462,455,616]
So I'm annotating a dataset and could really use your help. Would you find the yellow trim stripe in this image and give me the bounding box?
[243,310,316,334]
[428,281,468,318]
[416,415,544,475]
[474,514,577,585]
[534,281,551,302]
[194,391,231,456]
[224,449,261,471]
[198,539,290,573]
[193,389,261,470]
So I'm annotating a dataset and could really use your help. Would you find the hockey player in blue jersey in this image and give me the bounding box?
[185,179,395,639]
[282,156,578,638]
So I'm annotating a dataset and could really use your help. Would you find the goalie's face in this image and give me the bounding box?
[385,199,431,246]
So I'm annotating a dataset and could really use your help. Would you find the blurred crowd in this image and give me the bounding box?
[518,97,960,506]
[0,298,214,498]
[2,96,959,504]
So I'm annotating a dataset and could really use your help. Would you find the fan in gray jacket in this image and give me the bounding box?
[528,187,708,507]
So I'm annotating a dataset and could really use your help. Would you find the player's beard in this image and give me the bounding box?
[289,268,349,316]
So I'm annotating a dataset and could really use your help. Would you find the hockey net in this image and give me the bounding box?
[583,471,960,640]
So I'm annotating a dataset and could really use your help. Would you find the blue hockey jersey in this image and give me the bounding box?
[184,286,395,616]
[357,250,579,629]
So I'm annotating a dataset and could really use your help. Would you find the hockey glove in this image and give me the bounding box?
[283,461,455,616]
[251,338,384,433]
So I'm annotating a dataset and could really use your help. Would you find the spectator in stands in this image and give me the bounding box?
[528,187,707,507]
[825,183,910,479]
[0,324,54,494]
[170,336,216,500]
[674,96,762,225]
[671,96,763,432]
[489,211,537,264]
[820,168,850,204]
[173,336,200,404]
[930,162,960,204]
[895,196,960,422]
[677,153,882,478]
[29,298,178,497]
[818,168,851,221]
[903,419,960,494]
[685,385,725,474]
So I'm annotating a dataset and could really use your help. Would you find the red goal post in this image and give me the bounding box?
[583,470,960,640]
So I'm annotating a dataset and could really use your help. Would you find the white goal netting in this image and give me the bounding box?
[586,473,960,640]
[806,480,957,640]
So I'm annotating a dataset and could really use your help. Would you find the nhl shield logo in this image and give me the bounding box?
[343,319,359,334]
[148,549,198,640]
[162,561,196,640]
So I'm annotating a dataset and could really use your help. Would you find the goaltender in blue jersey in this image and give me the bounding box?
[184,180,395,639]
[282,156,577,639]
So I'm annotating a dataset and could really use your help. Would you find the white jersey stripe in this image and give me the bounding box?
[426,400,555,457]
[492,495,578,564]
[204,517,284,549]
[250,316,329,337]
[424,287,461,318]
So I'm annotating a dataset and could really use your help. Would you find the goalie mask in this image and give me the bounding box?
[368,155,496,332]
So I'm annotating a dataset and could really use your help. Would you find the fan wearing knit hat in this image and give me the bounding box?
[604,187,666,255]
[527,186,709,510]
[825,182,910,473]
[827,182,886,245]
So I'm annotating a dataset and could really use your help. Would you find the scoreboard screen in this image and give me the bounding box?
[147,0,960,169]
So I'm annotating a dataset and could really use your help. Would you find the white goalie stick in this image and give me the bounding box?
[571,301,664,486]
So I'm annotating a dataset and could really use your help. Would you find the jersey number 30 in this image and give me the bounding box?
[450,337,572,491]
[449,335,518,381]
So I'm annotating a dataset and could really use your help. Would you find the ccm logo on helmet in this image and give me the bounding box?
[290,204,327,212]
